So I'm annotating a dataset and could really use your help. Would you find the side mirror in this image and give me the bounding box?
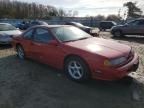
[124,24,128,27]
[49,40,58,46]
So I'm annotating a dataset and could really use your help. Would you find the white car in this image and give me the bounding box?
[0,23,22,44]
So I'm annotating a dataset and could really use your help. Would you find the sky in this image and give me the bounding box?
[14,0,143,17]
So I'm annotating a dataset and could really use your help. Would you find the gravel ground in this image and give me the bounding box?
[0,32,144,108]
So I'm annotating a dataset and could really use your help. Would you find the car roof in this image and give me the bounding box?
[127,18,144,23]
[31,20,48,23]
[65,22,82,25]
[30,25,73,29]
[66,22,77,24]
[0,23,11,25]
[100,21,115,23]
[137,18,144,20]
[135,18,144,21]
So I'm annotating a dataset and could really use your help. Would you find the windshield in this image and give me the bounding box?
[51,26,91,42]
[74,22,84,27]
[112,22,117,25]
[40,21,48,25]
[0,24,17,31]
[126,20,138,25]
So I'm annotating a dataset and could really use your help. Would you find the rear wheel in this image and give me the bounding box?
[16,45,25,59]
[113,30,124,37]
[99,28,103,31]
[64,57,90,82]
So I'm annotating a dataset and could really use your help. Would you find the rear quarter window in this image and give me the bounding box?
[23,29,34,39]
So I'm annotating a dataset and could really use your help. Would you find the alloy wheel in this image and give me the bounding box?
[68,60,84,80]
[17,46,25,59]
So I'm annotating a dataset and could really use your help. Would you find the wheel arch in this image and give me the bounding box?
[16,43,22,48]
[112,29,123,34]
[112,29,124,37]
[64,54,91,73]
[63,54,92,81]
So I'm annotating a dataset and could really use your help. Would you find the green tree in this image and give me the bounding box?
[95,15,105,21]
[124,1,142,18]
[58,8,66,17]
[0,0,67,19]
[106,14,121,22]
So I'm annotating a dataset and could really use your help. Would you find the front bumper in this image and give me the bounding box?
[90,33,99,37]
[90,29,100,37]
[92,53,139,80]
[0,40,12,44]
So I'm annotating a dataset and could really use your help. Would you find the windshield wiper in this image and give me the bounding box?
[64,39,78,42]
[64,37,90,42]
[76,37,90,40]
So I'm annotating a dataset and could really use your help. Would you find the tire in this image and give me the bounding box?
[16,45,25,59]
[99,28,103,31]
[64,56,90,82]
[113,30,124,37]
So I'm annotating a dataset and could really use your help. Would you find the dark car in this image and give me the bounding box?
[99,21,117,31]
[30,20,48,27]
[111,18,144,37]
[18,20,48,30]
[65,22,99,36]
[17,21,30,30]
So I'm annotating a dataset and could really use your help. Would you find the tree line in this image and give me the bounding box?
[0,0,143,20]
[0,0,67,19]
[89,1,143,22]
[124,1,143,18]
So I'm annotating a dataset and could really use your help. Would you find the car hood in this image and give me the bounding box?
[64,37,131,59]
[83,26,91,28]
[80,26,91,29]
[112,25,124,29]
[0,30,22,36]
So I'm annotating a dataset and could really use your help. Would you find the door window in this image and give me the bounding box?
[23,29,34,39]
[137,20,144,25]
[128,20,140,26]
[33,28,53,43]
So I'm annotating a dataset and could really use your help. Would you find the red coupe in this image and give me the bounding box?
[12,25,139,82]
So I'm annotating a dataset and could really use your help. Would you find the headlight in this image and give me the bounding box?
[0,34,5,39]
[0,34,12,42]
[104,57,127,66]
[0,34,10,38]
[90,28,99,33]
[130,48,134,56]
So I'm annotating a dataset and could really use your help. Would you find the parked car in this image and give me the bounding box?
[30,20,48,27]
[17,20,48,30]
[111,18,144,37]
[17,21,30,30]
[12,25,139,82]
[0,23,22,44]
[65,22,99,36]
[99,21,117,31]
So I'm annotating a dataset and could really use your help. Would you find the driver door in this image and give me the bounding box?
[123,20,141,35]
[30,27,65,68]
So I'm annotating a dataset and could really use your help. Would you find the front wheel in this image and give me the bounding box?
[64,57,90,82]
[16,45,25,59]
[113,30,124,37]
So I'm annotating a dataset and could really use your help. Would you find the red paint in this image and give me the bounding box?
[12,26,139,80]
